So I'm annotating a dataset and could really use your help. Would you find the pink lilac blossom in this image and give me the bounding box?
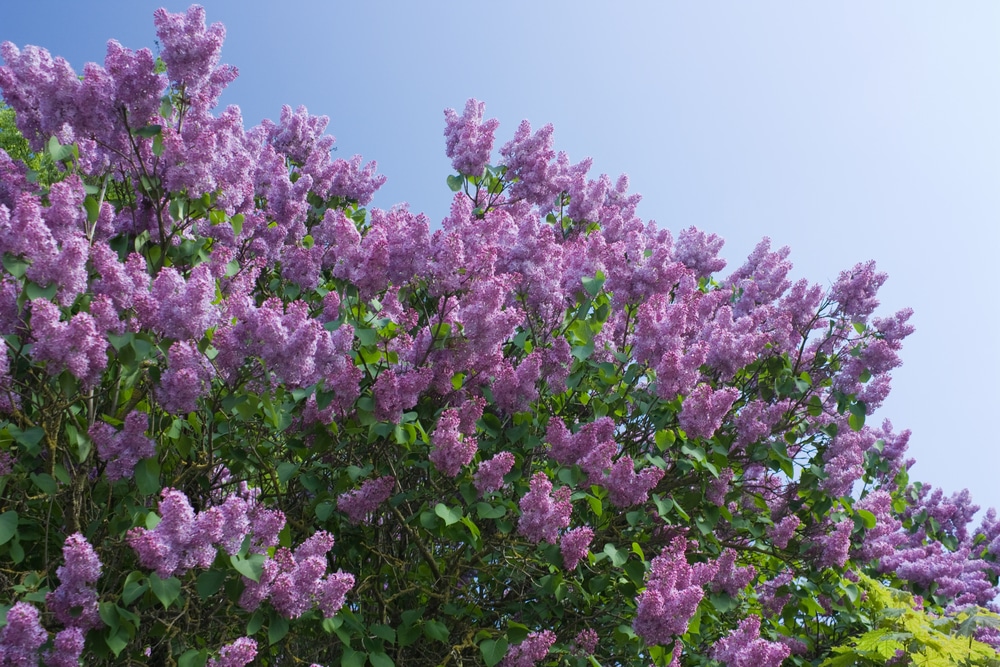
[126,487,275,578]
[29,299,107,388]
[428,408,477,477]
[443,98,500,177]
[768,515,801,550]
[674,226,727,279]
[491,354,541,414]
[473,451,515,496]
[153,6,236,108]
[500,630,556,667]
[518,472,572,545]
[679,384,739,441]
[133,264,219,341]
[0,602,47,667]
[159,340,215,414]
[707,469,734,506]
[43,627,85,667]
[89,410,155,481]
[633,536,719,645]
[337,476,395,525]
[207,637,257,667]
[711,549,756,597]
[852,490,903,563]
[560,526,594,570]
[570,629,599,656]
[45,533,102,630]
[830,260,887,319]
[710,615,791,667]
[757,570,794,617]
[817,518,853,569]
[238,531,354,618]
[604,457,664,507]
[499,120,561,208]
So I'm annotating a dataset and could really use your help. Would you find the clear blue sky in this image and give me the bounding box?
[4,2,999,513]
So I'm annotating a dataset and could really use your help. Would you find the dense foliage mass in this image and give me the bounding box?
[0,6,998,666]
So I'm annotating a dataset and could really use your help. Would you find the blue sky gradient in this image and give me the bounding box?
[4,2,999,512]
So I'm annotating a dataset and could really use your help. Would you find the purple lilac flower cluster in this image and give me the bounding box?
[88,410,155,481]
[545,418,663,507]
[46,533,102,630]
[428,406,478,477]
[238,531,354,619]
[207,637,256,667]
[337,476,395,525]
[0,602,47,667]
[128,487,283,578]
[710,615,790,667]
[633,536,719,645]
[517,472,572,545]
[499,630,556,667]
[473,451,515,496]
[443,99,500,177]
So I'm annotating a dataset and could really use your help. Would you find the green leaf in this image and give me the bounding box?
[434,503,463,526]
[230,553,265,582]
[134,124,163,138]
[371,624,396,643]
[368,651,394,667]
[246,610,265,635]
[277,461,299,483]
[2,254,28,278]
[0,511,18,545]
[446,174,465,192]
[47,135,74,162]
[848,411,865,432]
[149,573,181,609]
[581,272,606,297]
[122,571,147,605]
[475,502,506,520]
[341,648,365,667]
[269,614,290,645]
[424,619,449,643]
[83,195,101,224]
[856,509,878,530]
[196,570,225,599]
[178,649,209,667]
[134,456,161,496]
[105,629,129,657]
[30,472,57,495]
[25,281,58,301]
[231,213,244,238]
[480,638,509,667]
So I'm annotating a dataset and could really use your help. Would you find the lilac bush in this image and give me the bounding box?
[0,5,998,666]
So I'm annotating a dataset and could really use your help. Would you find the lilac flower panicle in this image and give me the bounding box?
[43,627,85,667]
[46,533,102,631]
[337,476,395,525]
[89,410,155,481]
[633,536,719,645]
[570,629,599,656]
[474,451,516,496]
[207,637,257,667]
[769,515,800,550]
[561,526,594,570]
[500,630,556,667]
[0,602,47,667]
[517,472,572,545]
[711,615,790,667]
[429,408,477,477]
[679,384,739,441]
[443,98,500,177]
